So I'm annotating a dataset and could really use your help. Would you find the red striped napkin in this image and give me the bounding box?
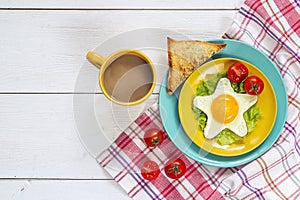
[220,0,300,199]
[98,105,226,199]
[97,0,300,199]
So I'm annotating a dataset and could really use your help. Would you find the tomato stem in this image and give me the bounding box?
[168,164,182,177]
[152,136,161,146]
[249,80,261,95]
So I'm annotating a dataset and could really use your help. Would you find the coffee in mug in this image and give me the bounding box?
[86,50,156,106]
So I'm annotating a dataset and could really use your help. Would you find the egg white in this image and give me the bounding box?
[193,78,257,139]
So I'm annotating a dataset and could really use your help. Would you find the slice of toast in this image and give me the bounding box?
[167,37,226,95]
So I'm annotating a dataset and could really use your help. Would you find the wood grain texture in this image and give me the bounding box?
[0,1,240,198]
[0,180,130,200]
[0,94,157,178]
[0,10,234,92]
[0,0,243,9]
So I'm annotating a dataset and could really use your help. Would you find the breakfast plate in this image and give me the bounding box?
[159,39,287,167]
[178,58,277,156]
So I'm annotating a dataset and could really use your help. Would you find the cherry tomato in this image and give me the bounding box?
[144,128,164,147]
[227,62,248,83]
[141,160,160,181]
[164,158,186,179]
[244,76,264,95]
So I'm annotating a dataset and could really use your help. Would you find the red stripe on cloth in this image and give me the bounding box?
[275,131,290,146]
[187,166,225,200]
[245,0,300,49]
[245,0,284,35]
[152,142,191,199]
[128,183,143,198]
[280,54,298,77]
[265,2,294,35]
[245,0,269,19]
[99,153,111,168]
[113,134,145,182]
[233,0,263,40]
[229,149,296,199]
[268,164,300,194]
[268,41,282,62]
[100,131,130,168]
[196,168,228,200]
[114,109,224,200]
[264,1,300,49]
[288,187,300,199]
[157,140,224,199]
[113,118,169,183]
[162,156,195,199]
[135,113,153,130]
[253,27,267,49]
[273,0,300,37]
[245,158,298,200]
[113,127,186,199]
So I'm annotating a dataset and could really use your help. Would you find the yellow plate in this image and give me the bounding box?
[178,58,277,156]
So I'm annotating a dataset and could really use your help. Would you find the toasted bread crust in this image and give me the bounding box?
[167,37,226,95]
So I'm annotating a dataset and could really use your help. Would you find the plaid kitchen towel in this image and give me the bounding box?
[219,0,300,199]
[97,104,228,200]
[97,0,300,199]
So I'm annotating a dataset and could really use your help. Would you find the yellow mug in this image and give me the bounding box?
[86,49,156,106]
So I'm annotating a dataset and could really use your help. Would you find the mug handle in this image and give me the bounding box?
[86,51,106,69]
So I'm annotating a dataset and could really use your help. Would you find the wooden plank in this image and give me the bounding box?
[0,94,157,179]
[0,0,243,9]
[0,179,130,200]
[0,10,235,92]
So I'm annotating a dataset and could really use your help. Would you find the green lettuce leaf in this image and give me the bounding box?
[216,128,243,145]
[243,105,262,132]
[231,81,246,93]
[196,72,227,96]
[192,106,207,131]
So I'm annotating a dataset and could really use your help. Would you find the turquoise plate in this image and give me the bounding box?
[158,39,287,167]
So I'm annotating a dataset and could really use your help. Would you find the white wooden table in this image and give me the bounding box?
[0,1,243,199]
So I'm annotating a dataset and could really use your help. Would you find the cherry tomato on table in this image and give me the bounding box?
[244,76,264,95]
[227,62,249,83]
[141,160,160,181]
[144,128,164,147]
[164,158,186,179]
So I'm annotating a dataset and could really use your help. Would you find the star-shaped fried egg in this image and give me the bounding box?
[193,78,257,139]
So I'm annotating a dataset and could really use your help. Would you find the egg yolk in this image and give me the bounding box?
[211,94,239,124]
